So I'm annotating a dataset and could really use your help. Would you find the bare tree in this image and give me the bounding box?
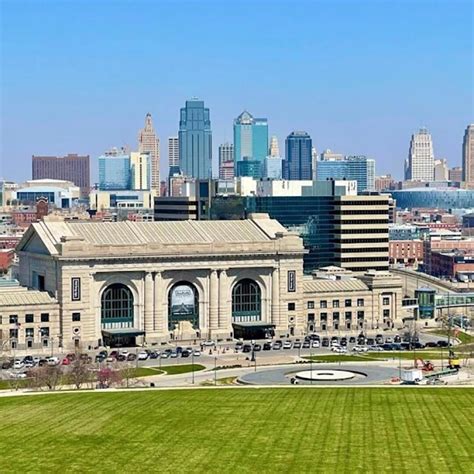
[97,365,122,389]
[120,363,137,388]
[67,357,94,389]
[28,365,64,391]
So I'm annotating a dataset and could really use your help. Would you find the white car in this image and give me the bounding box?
[13,360,24,370]
[202,340,215,347]
[352,345,368,353]
[283,341,292,349]
[47,357,60,366]
[311,340,320,348]
[119,350,129,356]
[160,353,170,359]
[332,346,347,353]
[331,340,339,347]
[9,371,27,379]
[193,350,201,357]
[137,351,149,360]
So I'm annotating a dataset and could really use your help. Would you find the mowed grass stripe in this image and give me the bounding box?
[0,388,472,473]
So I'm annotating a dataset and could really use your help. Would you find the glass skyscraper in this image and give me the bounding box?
[233,111,268,178]
[179,98,212,179]
[283,131,312,180]
[98,152,130,190]
[316,155,375,192]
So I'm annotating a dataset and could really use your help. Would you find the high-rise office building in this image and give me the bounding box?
[98,148,131,190]
[449,166,463,183]
[247,181,389,274]
[233,111,268,175]
[168,137,179,169]
[264,156,283,179]
[462,124,474,185]
[434,159,449,181]
[219,142,234,166]
[130,152,151,191]
[269,136,280,158]
[317,155,375,192]
[283,131,312,180]
[138,113,160,193]
[236,157,262,179]
[311,147,318,180]
[32,154,90,197]
[179,98,212,179]
[405,127,434,181]
[320,149,344,161]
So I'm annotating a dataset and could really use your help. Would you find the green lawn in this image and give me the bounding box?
[158,363,206,375]
[0,388,472,473]
[429,329,474,345]
[366,351,451,360]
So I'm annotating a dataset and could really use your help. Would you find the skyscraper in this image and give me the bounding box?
[218,142,234,166]
[138,113,160,193]
[32,154,90,197]
[434,159,449,181]
[178,98,212,179]
[405,127,434,181]
[168,137,179,171]
[283,131,312,180]
[462,124,474,185]
[317,155,375,192]
[233,111,268,177]
[98,148,130,190]
[269,136,280,158]
[130,152,151,191]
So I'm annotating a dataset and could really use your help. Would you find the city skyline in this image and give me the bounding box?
[1,0,472,183]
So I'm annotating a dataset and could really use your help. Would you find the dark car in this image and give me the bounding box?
[149,351,159,359]
[176,346,183,354]
[412,342,425,350]
[98,350,108,358]
[400,343,410,351]
[110,350,119,359]
[340,338,347,347]
[95,354,106,363]
[349,337,356,344]
[394,335,402,343]
[382,343,394,351]
[357,337,366,345]
[253,344,262,351]
[1,359,13,369]
[127,353,137,361]
[302,341,310,348]
[437,340,449,348]
[181,350,191,358]
[392,344,403,351]
[375,334,384,344]
[243,344,252,353]
[293,341,302,349]
[366,338,375,346]
[116,354,127,361]
[425,341,438,348]
[322,338,330,347]
[38,358,48,366]
[309,334,320,341]
[263,342,272,351]
[235,342,244,351]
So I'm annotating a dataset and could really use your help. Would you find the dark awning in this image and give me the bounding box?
[232,322,275,328]
[102,328,145,337]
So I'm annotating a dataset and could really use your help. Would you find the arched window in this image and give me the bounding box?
[101,283,134,329]
[232,279,261,322]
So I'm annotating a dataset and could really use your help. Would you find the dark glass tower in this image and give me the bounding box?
[179,98,212,179]
[283,131,312,180]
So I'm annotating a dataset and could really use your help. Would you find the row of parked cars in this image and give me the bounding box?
[94,347,202,363]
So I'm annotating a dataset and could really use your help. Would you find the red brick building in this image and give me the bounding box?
[389,240,423,267]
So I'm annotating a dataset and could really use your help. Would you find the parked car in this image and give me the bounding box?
[340,338,348,347]
[322,338,330,347]
[242,344,252,353]
[366,338,375,345]
[331,339,339,347]
[332,346,347,353]
[47,357,60,366]
[193,349,201,357]
[62,357,71,365]
[149,351,160,359]
[283,341,292,349]
[235,342,243,351]
[394,335,402,343]
[425,341,438,348]
[385,337,393,344]
[170,351,178,358]
[2,359,13,370]
[349,337,356,344]
[273,341,282,350]
[263,342,272,351]
[13,360,24,370]
[302,341,310,349]
[95,354,106,363]
[160,352,170,359]
[202,340,216,347]
[352,345,368,353]
[253,344,262,351]
[437,340,449,348]
[66,353,76,362]
[375,334,384,344]
[312,340,320,348]
[293,341,301,349]
[116,354,127,362]
[181,350,191,358]
[137,351,149,360]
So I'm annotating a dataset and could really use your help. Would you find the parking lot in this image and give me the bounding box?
[0,330,452,380]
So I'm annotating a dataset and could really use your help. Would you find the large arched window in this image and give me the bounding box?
[232,279,261,322]
[168,282,199,331]
[101,283,134,329]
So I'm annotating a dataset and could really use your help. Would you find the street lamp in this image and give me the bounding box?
[191,350,195,385]
[214,356,217,386]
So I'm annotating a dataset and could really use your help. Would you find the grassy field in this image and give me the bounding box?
[134,364,206,377]
[0,388,472,473]
[304,354,381,362]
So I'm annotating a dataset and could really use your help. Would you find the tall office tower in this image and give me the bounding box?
[168,137,179,171]
[449,166,463,182]
[32,154,90,197]
[269,135,280,157]
[218,142,234,166]
[311,147,318,180]
[462,124,474,185]
[130,152,151,190]
[405,127,435,181]
[264,156,283,179]
[317,155,375,192]
[434,159,449,181]
[233,111,268,178]
[179,98,212,179]
[282,131,312,180]
[98,148,131,190]
[138,113,160,193]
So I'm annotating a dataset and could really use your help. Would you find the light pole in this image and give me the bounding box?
[214,356,217,386]
[191,350,195,385]
[310,346,313,385]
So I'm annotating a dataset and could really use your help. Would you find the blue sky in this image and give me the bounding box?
[1,0,472,183]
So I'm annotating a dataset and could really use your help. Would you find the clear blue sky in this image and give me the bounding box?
[1,0,472,183]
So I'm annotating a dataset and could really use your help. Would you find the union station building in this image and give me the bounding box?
[0,214,406,350]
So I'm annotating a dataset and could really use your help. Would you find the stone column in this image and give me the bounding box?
[218,269,228,331]
[210,270,219,333]
[154,271,162,333]
[271,267,281,327]
[144,272,154,334]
